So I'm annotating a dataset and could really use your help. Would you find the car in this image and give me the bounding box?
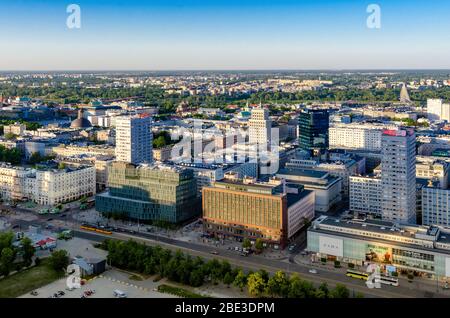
[47,218,53,222]
[65,287,74,291]
[30,290,38,296]
[12,224,19,229]
[239,252,248,257]
[60,214,66,218]
[57,290,65,296]
[210,251,219,255]
[308,269,318,274]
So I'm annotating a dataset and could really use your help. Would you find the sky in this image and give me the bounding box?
[1,0,450,70]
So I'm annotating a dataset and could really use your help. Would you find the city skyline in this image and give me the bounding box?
[1,0,450,70]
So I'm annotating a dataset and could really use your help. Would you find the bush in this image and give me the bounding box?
[157,284,208,298]
[348,263,355,269]
[334,260,341,268]
[34,257,41,266]
[321,258,327,263]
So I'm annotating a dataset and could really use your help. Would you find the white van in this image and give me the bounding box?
[113,290,127,298]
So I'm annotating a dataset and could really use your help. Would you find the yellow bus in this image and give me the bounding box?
[346,270,369,280]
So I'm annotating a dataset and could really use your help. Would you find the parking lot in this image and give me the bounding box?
[20,269,177,298]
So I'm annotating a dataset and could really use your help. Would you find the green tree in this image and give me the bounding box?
[242,238,252,249]
[189,269,204,287]
[223,272,235,287]
[21,237,35,267]
[331,284,350,298]
[4,132,16,140]
[247,272,266,297]
[255,238,264,252]
[233,269,247,292]
[48,250,70,272]
[0,247,15,277]
[266,270,289,297]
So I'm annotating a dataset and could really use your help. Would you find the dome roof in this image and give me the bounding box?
[70,117,92,128]
[70,109,92,128]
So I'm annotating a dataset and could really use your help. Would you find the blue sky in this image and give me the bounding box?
[1,0,450,70]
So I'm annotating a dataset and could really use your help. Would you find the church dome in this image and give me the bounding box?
[70,109,92,128]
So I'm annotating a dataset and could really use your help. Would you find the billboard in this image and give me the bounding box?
[319,236,343,257]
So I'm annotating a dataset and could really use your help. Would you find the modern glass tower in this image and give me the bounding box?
[298,109,329,156]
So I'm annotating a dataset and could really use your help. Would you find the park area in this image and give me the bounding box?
[0,258,63,298]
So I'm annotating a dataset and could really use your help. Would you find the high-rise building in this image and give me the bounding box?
[95,162,199,223]
[298,109,329,156]
[381,128,416,224]
[115,115,153,164]
[248,105,272,148]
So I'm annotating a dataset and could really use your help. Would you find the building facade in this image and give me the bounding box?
[95,162,199,223]
[381,128,417,224]
[308,215,450,279]
[115,115,153,164]
[298,109,329,156]
[202,174,314,247]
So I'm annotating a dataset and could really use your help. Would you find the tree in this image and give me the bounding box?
[0,247,15,277]
[331,284,350,298]
[233,269,247,292]
[242,238,252,249]
[189,269,204,287]
[49,250,70,272]
[315,282,330,298]
[21,237,35,267]
[266,270,289,297]
[255,238,264,252]
[247,272,267,297]
[223,272,234,287]
[4,132,16,140]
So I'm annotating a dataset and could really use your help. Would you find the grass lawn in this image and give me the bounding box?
[157,284,210,298]
[0,259,63,298]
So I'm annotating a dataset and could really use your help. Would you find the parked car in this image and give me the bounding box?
[308,269,318,274]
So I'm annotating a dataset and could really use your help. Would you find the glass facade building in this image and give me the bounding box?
[96,162,199,223]
[298,109,329,156]
[307,216,450,278]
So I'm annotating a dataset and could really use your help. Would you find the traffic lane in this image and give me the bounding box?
[74,230,416,299]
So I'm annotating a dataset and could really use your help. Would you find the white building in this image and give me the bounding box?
[422,185,450,227]
[381,128,417,224]
[329,123,397,151]
[349,175,382,216]
[416,156,449,189]
[0,163,96,205]
[427,99,450,122]
[248,106,272,149]
[115,115,153,164]
[286,186,315,239]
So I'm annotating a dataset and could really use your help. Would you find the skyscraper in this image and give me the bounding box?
[298,109,329,156]
[115,115,153,164]
[381,128,416,224]
[248,104,272,148]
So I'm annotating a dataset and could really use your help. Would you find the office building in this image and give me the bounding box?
[115,115,153,164]
[381,128,417,224]
[202,174,314,247]
[95,162,199,223]
[276,168,342,212]
[298,109,329,156]
[349,175,382,216]
[248,105,272,148]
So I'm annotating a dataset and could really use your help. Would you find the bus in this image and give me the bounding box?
[376,275,399,287]
[346,270,369,280]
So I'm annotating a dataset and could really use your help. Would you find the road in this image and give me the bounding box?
[10,213,450,299]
